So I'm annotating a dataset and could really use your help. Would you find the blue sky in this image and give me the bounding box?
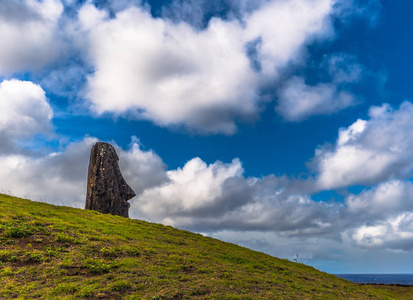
[0,0,412,273]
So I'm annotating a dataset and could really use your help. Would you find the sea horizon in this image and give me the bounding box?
[334,274,413,285]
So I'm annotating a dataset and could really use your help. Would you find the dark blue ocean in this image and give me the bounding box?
[335,274,413,285]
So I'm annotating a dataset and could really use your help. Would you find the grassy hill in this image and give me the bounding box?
[0,194,412,299]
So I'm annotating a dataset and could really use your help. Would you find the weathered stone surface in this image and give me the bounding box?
[85,142,136,217]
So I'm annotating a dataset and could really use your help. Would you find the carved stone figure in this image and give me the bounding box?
[85,142,136,217]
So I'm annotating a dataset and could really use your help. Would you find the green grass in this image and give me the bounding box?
[0,194,412,299]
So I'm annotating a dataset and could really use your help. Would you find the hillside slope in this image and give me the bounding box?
[0,194,412,299]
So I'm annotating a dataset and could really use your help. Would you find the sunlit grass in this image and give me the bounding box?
[0,193,412,299]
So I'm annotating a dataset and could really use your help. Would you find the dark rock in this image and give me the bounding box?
[85,142,136,217]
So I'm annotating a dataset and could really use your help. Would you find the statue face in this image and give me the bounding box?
[86,142,136,217]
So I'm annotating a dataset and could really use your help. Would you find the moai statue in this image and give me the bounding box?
[85,142,136,217]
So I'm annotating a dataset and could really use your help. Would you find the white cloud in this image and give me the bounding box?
[84,0,335,134]
[317,146,397,189]
[78,3,108,31]
[244,0,333,77]
[85,8,259,134]
[345,180,413,218]
[0,0,64,75]
[117,138,168,197]
[135,157,246,219]
[134,157,341,237]
[337,118,366,145]
[276,76,356,121]
[315,101,413,189]
[351,213,413,251]
[0,79,53,151]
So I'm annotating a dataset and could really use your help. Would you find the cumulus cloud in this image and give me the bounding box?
[77,2,109,31]
[0,79,53,152]
[83,0,335,134]
[315,101,413,189]
[244,0,333,76]
[85,7,259,134]
[335,179,413,252]
[275,52,364,121]
[0,0,64,75]
[276,76,356,121]
[134,157,342,238]
[135,157,248,218]
[345,180,413,220]
[117,138,168,197]
[350,213,413,251]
